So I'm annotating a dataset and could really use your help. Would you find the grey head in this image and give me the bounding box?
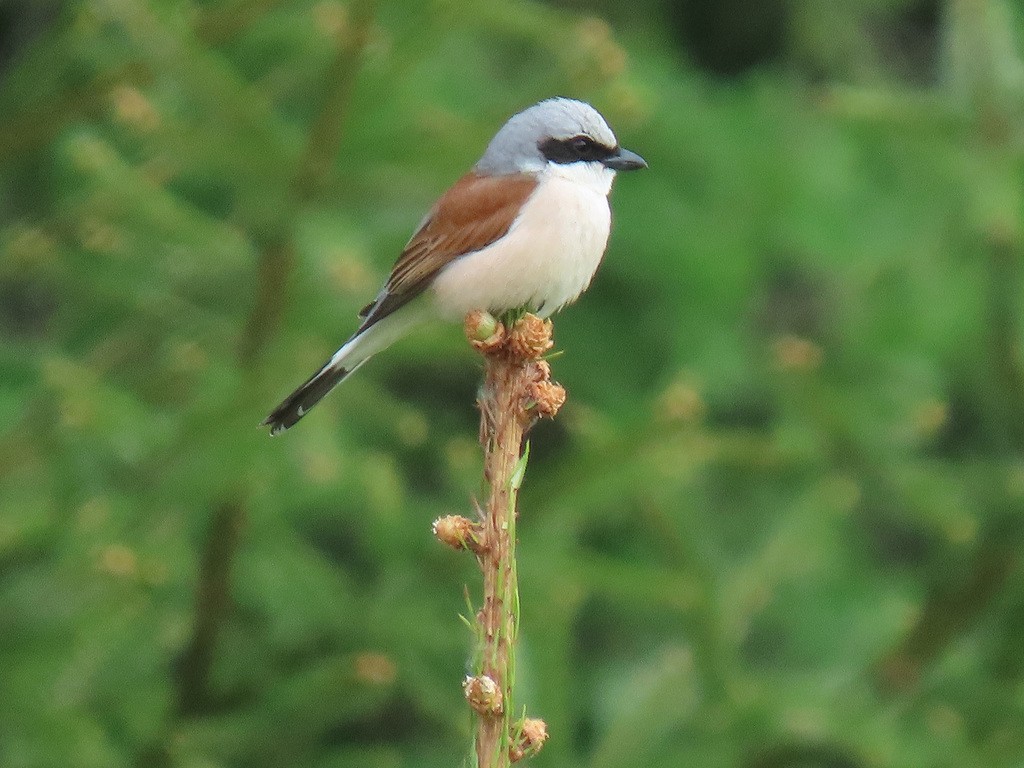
[475,97,647,176]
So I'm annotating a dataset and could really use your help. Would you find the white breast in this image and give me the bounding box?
[430,163,615,319]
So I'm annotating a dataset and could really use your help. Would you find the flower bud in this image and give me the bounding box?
[510,717,549,761]
[527,380,566,420]
[432,515,485,553]
[507,314,553,360]
[465,310,505,354]
[463,674,503,716]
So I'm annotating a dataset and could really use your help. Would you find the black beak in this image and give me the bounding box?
[602,147,647,171]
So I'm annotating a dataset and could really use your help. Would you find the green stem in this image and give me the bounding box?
[475,352,528,767]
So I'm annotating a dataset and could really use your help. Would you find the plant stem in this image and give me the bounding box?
[461,312,560,766]
[476,352,526,767]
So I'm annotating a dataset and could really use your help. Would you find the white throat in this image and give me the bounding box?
[543,160,616,196]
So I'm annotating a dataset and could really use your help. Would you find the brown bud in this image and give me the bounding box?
[109,85,161,133]
[465,310,506,354]
[463,674,503,716]
[656,379,705,424]
[432,515,485,554]
[526,380,566,420]
[526,359,551,384]
[511,717,549,761]
[772,334,822,372]
[507,314,553,360]
[353,651,397,686]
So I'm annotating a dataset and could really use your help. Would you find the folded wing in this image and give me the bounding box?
[358,172,538,330]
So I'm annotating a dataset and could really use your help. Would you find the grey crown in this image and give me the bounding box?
[475,98,618,176]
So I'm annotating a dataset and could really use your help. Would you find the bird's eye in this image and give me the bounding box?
[571,136,593,156]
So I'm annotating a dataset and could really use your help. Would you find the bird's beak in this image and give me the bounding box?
[602,147,647,171]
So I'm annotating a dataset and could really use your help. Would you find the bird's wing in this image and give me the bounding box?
[358,171,539,330]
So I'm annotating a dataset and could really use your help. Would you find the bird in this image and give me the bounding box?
[264,97,646,435]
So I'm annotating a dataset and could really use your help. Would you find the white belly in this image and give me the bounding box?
[430,165,614,319]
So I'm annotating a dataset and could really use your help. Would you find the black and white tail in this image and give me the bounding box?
[262,309,424,435]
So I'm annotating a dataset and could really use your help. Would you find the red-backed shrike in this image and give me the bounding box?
[264,97,646,434]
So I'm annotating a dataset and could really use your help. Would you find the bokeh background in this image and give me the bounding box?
[3,0,1024,766]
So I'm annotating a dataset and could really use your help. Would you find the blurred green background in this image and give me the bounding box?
[3,0,1024,766]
